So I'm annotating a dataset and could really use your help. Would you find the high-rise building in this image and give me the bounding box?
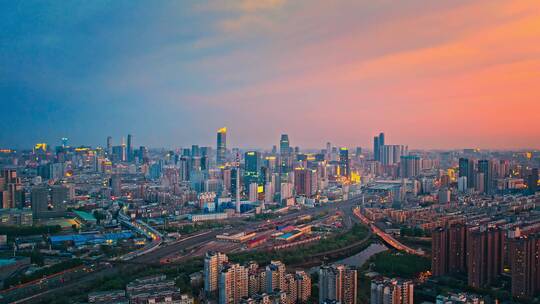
[457,176,468,193]
[247,262,264,297]
[280,134,291,173]
[178,157,190,181]
[466,226,503,288]
[106,136,112,155]
[249,182,258,202]
[265,260,286,293]
[339,148,350,178]
[110,174,122,197]
[319,264,357,304]
[508,234,540,299]
[217,127,227,166]
[458,158,475,189]
[295,271,311,303]
[121,137,127,162]
[432,225,467,277]
[373,133,385,161]
[51,185,69,211]
[284,273,297,304]
[204,251,229,294]
[478,160,493,195]
[294,168,317,197]
[280,134,290,155]
[280,182,294,202]
[355,147,362,158]
[244,151,261,187]
[399,155,420,178]
[380,145,408,166]
[127,134,134,162]
[219,263,248,304]
[370,277,414,304]
[264,182,273,204]
[378,132,385,148]
[235,153,241,213]
[139,146,148,163]
[192,145,200,157]
[459,157,470,173]
[374,136,380,161]
[527,168,539,195]
[222,167,232,194]
[31,186,49,218]
[0,169,23,209]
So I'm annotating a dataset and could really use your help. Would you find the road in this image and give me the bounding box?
[352,207,425,256]
[7,196,363,303]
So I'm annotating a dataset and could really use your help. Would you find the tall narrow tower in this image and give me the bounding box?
[121,137,127,162]
[127,134,133,162]
[235,152,241,213]
[106,136,112,155]
[217,127,227,166]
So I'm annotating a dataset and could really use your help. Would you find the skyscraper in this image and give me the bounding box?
[127,134,134,162]
[244,151,261,187]
[373,132,385,161]
[339,147,350,178]
[374,136,380,161]
[280,134,291,173]
[235,153,241,213]
[121,137,127,162]
[106,136,112,155]
[379,132,385,147]
[217,127,227,166]
[458,158,475,189]
[191,145,200,157]
[204,251,229,294]
[478,160,493,195]
[280,134,290,155]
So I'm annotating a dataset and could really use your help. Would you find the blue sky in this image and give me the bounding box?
[2,1,231,148]
[2,1,539,150]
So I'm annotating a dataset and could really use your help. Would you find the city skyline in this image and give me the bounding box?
[2,2,540,303]
[2,1,540,149]
[2,130,539,152]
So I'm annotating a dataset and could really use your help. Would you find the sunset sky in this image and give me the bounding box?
[1,0,540,149]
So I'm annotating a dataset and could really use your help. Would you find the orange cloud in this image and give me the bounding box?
[200,1,540,148]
